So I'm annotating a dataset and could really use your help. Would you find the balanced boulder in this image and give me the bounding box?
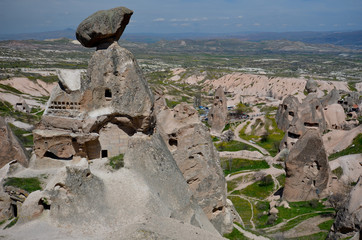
[76,7,133,48]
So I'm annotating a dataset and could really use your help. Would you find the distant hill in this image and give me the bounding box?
[0,29,361,49]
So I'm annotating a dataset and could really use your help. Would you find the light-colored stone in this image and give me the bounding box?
[270,207,279,215]
[155,101,234,234]
[329,177,362,239]
[208,86,227,135]
[284,129,331,202]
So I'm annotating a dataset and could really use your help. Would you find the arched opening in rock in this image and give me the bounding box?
[10,203,18,217]
[38,198,51,210]
[44,151,73,160]
[304,122,319,127]
[169,138,178,147]
[288,132,300,139]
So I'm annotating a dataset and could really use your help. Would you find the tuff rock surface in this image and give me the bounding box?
[328,178,362,240]
[76,7,133,48]
[0,116,28,168]
[2,7,225,239]
[283,129,331,201]
[208,86,228,135]
[155,100,234,234]
[305,78,318,93]
[277,94,326,149]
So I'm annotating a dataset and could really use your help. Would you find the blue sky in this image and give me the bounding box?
[0,0,361,34]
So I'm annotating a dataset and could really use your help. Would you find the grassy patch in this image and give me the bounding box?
[223,226,249,240]
[3,217,18,229]
[329,134,362,160]
[165,98,180,108]
[227,174,253,192]
[277,174,286,187]
[215,140,260,152]
[241,175,274,199]
[221,158,269,175]
[272,163,283,169]
[277,201,332,220]
[109,154,124,170]
[4,177,42,193]
[318,219,334,231]
[229,196,253,229]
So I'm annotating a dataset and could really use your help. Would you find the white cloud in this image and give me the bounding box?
[253,23,261,26]
[170,17,208,22]
[236,23,243,27]
[218,17,230,20]
[153,18,165,22]
[237,16,243,19]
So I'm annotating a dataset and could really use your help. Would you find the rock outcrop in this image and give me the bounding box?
[76,7,133,48]
[283,130,331,201]
[323,103,346,130]
[328,178,362,240]
[208,86,227,135]
[3,7,225,239]
[155,101,234,234]
[0,116,28,168]
[277,94,326,149]
[305,78,318,93]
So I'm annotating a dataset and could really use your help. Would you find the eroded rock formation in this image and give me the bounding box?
[277,94,326,149]
[208,86,227,135]
[0,116,28,168]
[2,6,226,239]
[155,101,234,234]
[328,178,362,240]
[283,130,331,201]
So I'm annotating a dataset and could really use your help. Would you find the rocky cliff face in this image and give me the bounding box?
[208,86,227,135]
[328,178,362,240]
[0,116,28,168]
[1,6,224,239]
[283,130,331,201]
[155,101,234,234]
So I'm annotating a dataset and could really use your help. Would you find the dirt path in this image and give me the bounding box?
[264,211,334,233]
[234,123,270,155]
[282,215,332,238]
[233,223,270,240]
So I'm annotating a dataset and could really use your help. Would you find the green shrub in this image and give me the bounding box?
[109,154,124,170]
[318,219,334,231]
[4,177,42,193]
[332,167,343,179]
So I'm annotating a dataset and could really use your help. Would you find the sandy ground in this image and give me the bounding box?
[323,125,362,155]
[1,77,56,97]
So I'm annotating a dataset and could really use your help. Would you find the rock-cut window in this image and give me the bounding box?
[105,89,112,99]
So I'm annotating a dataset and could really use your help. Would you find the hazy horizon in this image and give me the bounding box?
[1,0,362,35]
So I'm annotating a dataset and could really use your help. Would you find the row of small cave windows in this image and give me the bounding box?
[51,101,80,106]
